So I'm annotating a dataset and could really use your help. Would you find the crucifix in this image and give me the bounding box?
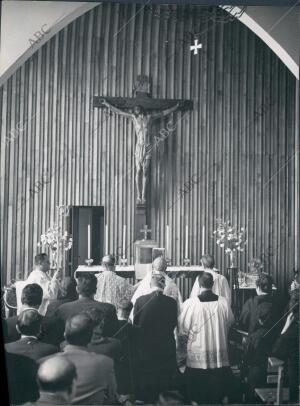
[140,224,152,240]
[93,76,192,206]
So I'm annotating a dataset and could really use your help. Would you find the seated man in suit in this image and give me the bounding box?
[56,273,118,337]
[45,277,78,317]
[6,283,44,343]
[5,309,58,361]
[133,273,178,403]
[59,313,117,405]
[36,356,77,405]
[84,308,122,360]
[3,319,39,405]
[6,283,64,346]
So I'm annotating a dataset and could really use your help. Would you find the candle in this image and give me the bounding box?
[202,225,205,255]
[166,225,170,257]
[185,225,188,258]
[105,224,108,254]
[87,224,91,259]
[122,225,126,258]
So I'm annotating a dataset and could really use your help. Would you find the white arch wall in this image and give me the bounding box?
[0,2,299,85]
[225,6,299,79]
[0,1,100,86]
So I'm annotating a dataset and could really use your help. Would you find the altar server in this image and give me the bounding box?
[179,272,234,404]
[95,255,134,307]
[190,254,231,304]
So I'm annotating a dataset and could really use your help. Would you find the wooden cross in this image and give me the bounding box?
[140,224,152,240]
[93,75,192,112]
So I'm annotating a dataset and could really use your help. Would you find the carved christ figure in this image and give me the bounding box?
[102,99,183,204]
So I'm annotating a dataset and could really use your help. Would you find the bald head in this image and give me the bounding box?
[102,254,116,271]
[152,256,167,273]
[38,356,76,393]
[64,314,94,346]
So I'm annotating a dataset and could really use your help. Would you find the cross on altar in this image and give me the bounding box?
[140,225,152,240]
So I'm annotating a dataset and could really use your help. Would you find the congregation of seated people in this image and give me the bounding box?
[2,252,299,405]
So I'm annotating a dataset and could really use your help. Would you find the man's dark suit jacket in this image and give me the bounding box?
[5,314,64,346]
[5,337,58,361]
[5,351,39,404]
[45,298,71,317]
[133,290,177,371]
[56,297,119,337]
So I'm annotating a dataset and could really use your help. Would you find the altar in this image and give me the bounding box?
[75,265,203,301]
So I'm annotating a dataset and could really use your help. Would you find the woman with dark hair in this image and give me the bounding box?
[273,288,299,403]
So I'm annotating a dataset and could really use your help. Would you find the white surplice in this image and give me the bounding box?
[129,270,182,321]
[25,270,60,315]
[178,296,234,369]
[95,270,134,307]
[190,269,231,304]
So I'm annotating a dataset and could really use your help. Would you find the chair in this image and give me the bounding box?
[255,357,289,404]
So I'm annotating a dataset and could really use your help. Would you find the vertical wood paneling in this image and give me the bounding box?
[0,4,297,292]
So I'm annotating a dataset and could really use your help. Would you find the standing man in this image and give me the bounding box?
[133,274,178,403]
[130,256,182,321]
[95,255,134,307]
[102,99,182,204]
[190,254,231,304]
[179,272,234,404]
[25,253,61,315]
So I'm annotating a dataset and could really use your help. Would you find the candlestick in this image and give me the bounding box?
[87,224,91,259]
[166,225,170,257]
[202,225,205,255]
[105,224,108,254]
[185,225,188,258]
[122,225,126,259]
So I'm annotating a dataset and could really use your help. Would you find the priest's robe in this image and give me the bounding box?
[178,291,235,403]
[190,268,231,304]
[129,270,182,321]
[95,270,134,308]
[178,292,234,369]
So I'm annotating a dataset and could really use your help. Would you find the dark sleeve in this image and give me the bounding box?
[171,300,178,329]
[272,325,298,361]
[5,352,39,404]
[103,304,119,338]
[239,298,252,331]
[6,317,20,343]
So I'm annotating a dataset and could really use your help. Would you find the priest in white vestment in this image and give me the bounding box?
[95,255,134,307]
[129,257,182,321]
[25,253,61,315]
[178,272,234,404]
[190,254,231,304]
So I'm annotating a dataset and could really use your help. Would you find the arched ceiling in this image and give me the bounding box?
[0,1,299,86]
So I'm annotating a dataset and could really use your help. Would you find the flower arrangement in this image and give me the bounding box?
[38,226,72,269]
[213,219,247,267]
[38,226,72,252]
